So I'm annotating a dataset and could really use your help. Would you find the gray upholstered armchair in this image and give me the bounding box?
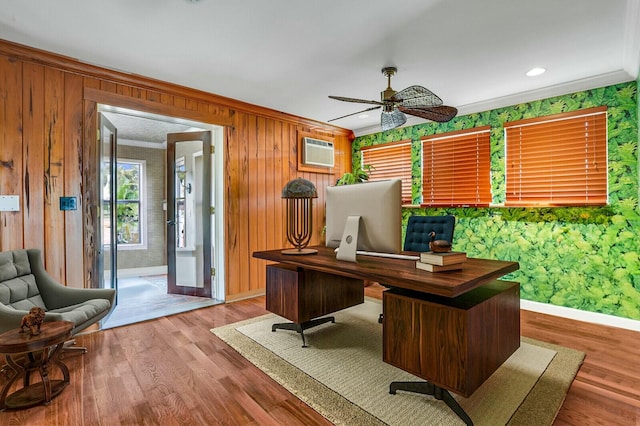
[0,249,115,350]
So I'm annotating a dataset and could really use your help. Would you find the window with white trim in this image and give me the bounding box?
[103,159,146,248]
[421,126,492,207]
[504,106,607,206]
[361,140,413,204]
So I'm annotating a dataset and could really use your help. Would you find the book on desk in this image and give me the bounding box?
[415,261,464,272]
[416,251,467,272]
[419,251,467,265]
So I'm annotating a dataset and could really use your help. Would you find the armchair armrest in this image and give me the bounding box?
[27,249,116,310]
[0,304,29,332]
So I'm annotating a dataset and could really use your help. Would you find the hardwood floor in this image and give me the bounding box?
[0,284,637,425]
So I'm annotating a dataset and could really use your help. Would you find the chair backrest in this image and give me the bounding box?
[403,215,456,252]
[0,249,47,311]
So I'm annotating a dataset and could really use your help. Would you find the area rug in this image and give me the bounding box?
[212,300,584,426]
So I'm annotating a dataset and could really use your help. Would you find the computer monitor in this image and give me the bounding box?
[325,179,402,262]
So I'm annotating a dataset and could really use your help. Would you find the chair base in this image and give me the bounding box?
[271,316,336,347]
[390,381,473,425]
[61,339,87,355]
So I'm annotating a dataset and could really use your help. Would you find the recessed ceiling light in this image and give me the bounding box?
[526,67,546,77]
[358,114,369,119]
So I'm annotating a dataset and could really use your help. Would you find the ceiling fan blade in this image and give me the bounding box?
[381,109,407,131]
[328,95,383,106]
[400,105,458,123]
[391,85,443,108]
[328,106,381,122]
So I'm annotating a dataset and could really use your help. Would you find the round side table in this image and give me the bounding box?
[0,321,73,411]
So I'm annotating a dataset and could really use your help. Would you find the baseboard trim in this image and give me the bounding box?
[116,266,168,278]
[226,289,265,303]
[521,299,640,332]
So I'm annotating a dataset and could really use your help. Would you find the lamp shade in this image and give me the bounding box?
[282,178,318,199]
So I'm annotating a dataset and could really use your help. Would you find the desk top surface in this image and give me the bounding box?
[0,321,73,354]
[253,246,519,297]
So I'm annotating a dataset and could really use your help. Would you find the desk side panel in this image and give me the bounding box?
[383,280,520,397]
[466,281,521,393]
[383,291,468,394]
[301,270,364,322]
[265,264,364,324]
[266,264,301,322]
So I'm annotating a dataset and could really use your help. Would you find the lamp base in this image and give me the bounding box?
[281,248,318,255]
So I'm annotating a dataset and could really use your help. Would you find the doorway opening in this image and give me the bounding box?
[97,105,226,329]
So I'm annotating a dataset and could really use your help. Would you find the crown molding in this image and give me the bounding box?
[623,0,640,78]
[0,38,354,138]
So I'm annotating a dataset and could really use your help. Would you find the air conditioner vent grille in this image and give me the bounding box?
[303,137,334,168]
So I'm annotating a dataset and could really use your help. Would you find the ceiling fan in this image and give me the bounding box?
[328,67,457,131]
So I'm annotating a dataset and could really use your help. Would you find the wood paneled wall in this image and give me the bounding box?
[0,40,352,300]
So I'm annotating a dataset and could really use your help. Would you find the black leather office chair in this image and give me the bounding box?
[378,215,456,323]
[403,215,456,252]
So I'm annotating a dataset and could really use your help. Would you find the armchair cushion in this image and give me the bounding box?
[47,299,112,329]
[0,272,46,311]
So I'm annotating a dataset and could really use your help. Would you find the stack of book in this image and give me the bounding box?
[416,251,467,272]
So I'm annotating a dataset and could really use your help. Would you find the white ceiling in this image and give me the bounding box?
[1,0,639,136]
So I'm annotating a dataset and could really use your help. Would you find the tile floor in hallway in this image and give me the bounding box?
[101,275,222,329]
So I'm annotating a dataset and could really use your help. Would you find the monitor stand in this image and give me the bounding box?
[336,215,360,262]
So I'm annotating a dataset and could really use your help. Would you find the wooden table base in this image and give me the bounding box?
[0,321,73,411]
[1,343,70,410]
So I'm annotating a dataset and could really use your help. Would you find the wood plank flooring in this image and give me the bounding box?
[0,284,637,425]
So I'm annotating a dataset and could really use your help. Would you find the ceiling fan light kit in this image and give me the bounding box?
[329,66,458,131]
[381,109,407,130]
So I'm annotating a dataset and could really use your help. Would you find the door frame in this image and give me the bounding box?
[96,103,226,302]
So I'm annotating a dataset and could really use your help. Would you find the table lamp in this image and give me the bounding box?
[281,178,318,255]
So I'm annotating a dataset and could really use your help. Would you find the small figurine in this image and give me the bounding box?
[429,231,452,253]
[19,307,46,336]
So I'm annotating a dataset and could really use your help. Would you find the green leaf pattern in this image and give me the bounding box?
[353,81,640,320]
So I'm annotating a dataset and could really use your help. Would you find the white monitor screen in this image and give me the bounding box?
[325,179,402,254]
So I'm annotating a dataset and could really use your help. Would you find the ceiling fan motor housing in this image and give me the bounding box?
[381,88,397,105]
[381,67,398,103]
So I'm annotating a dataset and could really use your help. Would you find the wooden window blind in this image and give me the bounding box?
[361,140,413,204]
[421,127,492,207]
[504,106,607,207]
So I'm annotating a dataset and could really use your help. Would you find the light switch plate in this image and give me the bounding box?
[60,196,77,211]
[0,195,20,211]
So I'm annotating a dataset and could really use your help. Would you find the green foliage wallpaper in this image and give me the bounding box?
[353,82,640,320]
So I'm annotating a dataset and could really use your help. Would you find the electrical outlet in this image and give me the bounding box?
[0,195,19,211]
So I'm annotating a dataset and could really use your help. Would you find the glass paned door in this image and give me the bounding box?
[99,113,118,293]
[167,131,213,297]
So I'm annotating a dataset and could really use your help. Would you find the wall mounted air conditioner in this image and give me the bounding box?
[303,137,334,168]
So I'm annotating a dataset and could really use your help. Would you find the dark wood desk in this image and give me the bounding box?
[253,246,518,297]
[253,246,520,425]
